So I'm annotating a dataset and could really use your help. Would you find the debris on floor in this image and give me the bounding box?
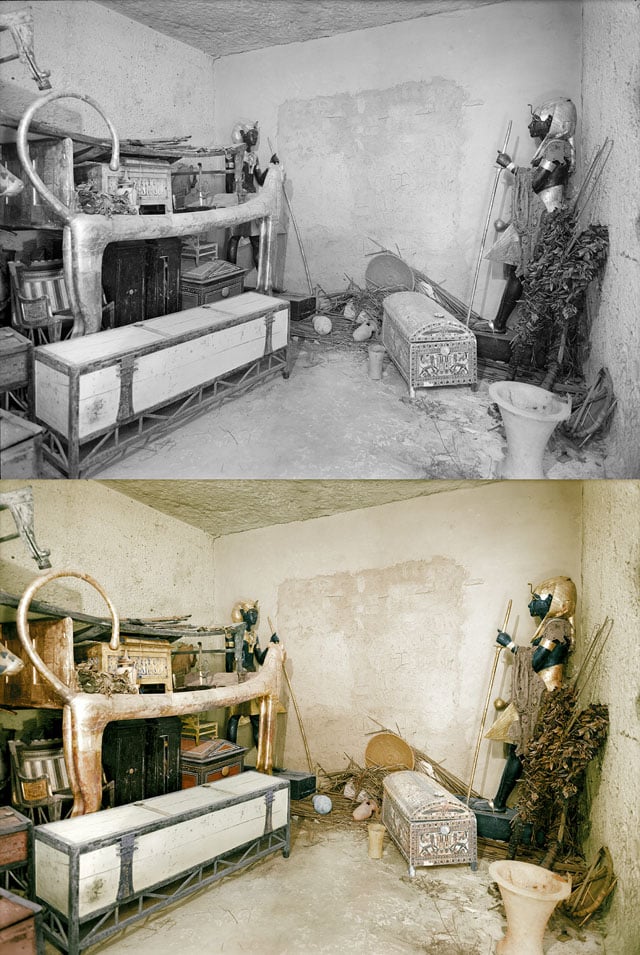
[90,336,609,480]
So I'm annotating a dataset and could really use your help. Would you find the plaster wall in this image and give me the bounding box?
[213,0,580,321]
[213,480,581,796]
[0,0,216,142]
[579,480,640,955]
[580,1,640,478]
[0,480,216,624]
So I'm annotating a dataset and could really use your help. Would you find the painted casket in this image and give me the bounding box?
[34,771,290,954]
[33,291,289,477]
[382,770,477,876]
[382,291,477,395]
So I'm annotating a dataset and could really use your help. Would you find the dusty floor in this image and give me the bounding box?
[89,337,608,481]
[43,815,606,955]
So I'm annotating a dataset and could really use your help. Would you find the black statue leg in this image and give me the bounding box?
[249,236,260,269]
[493,266,522,333]
[492,745,523,811]
[226,714,240,743]
[227,235,239,265]
[250,714,261,747]
[472,744,523,812]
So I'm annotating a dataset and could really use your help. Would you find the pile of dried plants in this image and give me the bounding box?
[511,209,609,383]
[510,685,609,862]
[75,660,138,695]
[75,181,138,217]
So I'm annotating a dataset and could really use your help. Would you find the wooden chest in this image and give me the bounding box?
[34,771,289,954]
[102,717,182,806]
[0,328,32,393]
[382,291,477,395]
[34,291,290,477]
[0,410,43,479]
[382,771,477,876]
[77,637,173,691]
[75,159,173,212]
[180,260,246,309]
[0,807,34,899]
[0,887,43,955]
[0,618,76,708]
[102,238,182,327]
[180,738,246,788]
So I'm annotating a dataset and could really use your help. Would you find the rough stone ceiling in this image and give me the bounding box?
[94,0,504,59]
[100,479,489,539]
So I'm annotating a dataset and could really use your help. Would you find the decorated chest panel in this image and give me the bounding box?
[75,159,173,211]
[77,637,173,690]
[382,771,477,874]
[382,291,477,394]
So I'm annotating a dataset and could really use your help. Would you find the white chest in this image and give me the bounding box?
[34,292,289,476]
[35,771,290,953]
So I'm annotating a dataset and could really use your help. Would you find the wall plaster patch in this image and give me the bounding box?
[276,79,468,267]
[277,557,468,744]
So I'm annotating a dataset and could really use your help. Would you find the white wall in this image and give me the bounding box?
[213,480,582,796]
[581,1,640,478]
[580,480,640,955]
[0,0,216,143]
[0,480,216,623]
[213,0,581,320]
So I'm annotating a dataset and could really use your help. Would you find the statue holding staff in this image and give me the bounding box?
[487,98,577,332]
[473,575,577,813]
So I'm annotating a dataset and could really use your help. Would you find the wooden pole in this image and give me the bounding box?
[268,617,315,774]
[466,599,512,804]
[465,121,512,326]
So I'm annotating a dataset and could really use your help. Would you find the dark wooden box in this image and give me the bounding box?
[279,292,317,322]
[0,886,43,955]
[468,800,544,847]
[273,769,317,800]
[0,807,33,898]
[180,261,246,309]
[180,738,246,788]
[102,717,182,807]
[102,238,181,327]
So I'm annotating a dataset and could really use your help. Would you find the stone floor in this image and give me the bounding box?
[44,814,606,955]
[89,337,608,481]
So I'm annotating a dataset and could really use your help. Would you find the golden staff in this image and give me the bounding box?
[268,617,315,775]
[466,599,512,804]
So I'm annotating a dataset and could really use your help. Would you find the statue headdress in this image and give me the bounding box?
[530,575,577,648]
[531,97,577,174]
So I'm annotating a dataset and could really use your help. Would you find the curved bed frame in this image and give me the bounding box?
[16,570,285,816]
[17,91,284,336]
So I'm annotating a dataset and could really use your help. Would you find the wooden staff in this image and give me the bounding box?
[269,617,315,774]
[465,121,512,326]
[466,599,512,804]
[268,137,314,295]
